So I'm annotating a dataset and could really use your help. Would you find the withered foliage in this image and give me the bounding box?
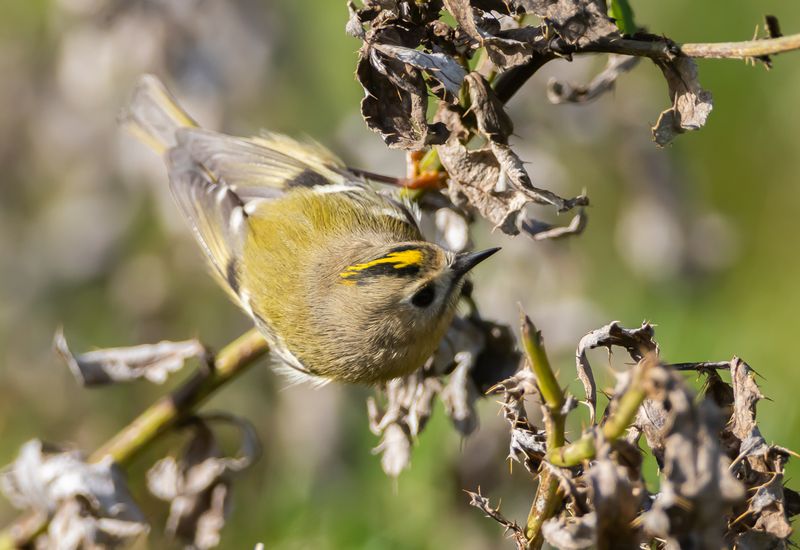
[346,0,728,239]
[652,55,714,147]
[146,414,260,550]
[54,328,206,386]
[1,332,259,549]
[369,313,520,477]
[0,441,148,549]
[468,321,799,549]
[2,1,799,548]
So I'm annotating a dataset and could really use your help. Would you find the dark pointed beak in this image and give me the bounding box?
[450,247,501,278]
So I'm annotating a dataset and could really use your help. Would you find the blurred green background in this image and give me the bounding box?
[1,1,799,548]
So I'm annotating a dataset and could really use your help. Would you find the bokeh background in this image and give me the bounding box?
[1,1,799,548]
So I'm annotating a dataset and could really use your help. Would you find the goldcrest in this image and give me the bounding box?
[125,75,498,385]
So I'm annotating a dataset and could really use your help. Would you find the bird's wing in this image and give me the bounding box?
[126,75,369,301]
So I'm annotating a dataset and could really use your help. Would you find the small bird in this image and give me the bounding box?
[125,75,499,385]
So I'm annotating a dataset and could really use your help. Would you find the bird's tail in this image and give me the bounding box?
[122,74,197,155]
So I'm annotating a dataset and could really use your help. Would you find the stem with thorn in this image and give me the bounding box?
[520,313,565,549]
[577,33,800,60]
[547,354,654,467]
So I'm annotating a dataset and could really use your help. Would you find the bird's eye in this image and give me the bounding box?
[410,284,436,308]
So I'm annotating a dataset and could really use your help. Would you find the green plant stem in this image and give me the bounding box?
[0,328,269,549]
[547,355,653,467]
[521,314,564,422]
[525,468,561,550]
[520,313,565,548]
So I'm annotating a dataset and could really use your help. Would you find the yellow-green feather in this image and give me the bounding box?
[240,188,426,380]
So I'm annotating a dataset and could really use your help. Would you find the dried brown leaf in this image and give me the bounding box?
[576,321,656,424]
[641,366,744,546]
[437,135,586,237]
[483,27,545,70]
[146,414,260,550]
[465,72,513,143]
[0,440,148,550]
[522,208,588,240]
[443,0,544,69]
[372,422,412,478]
[345,0,366,39]
[728,358,766,456]
[512,0,619,45]
[442,0,482,43]
[720,359,795,542]
[588,445,645,546]
[508,426,548,471]
[54,328,203,386]
[357,46,447,149]
[440,354,481,436]
[46,500,147,550]
[489,365,538,405]
[368,314,515,475]
[652,55,713,146]
[542,512,597,550]
[372,43,467,99]
[489,366,548,471]
[366,373,435,476]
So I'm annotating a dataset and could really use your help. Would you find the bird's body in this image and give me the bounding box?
[241,188,454,383]
[125,76,497,385]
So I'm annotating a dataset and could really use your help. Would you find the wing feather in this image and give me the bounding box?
[165,147,247,302]
[174,128,356,198]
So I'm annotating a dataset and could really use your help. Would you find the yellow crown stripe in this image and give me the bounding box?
[340,249,424,278]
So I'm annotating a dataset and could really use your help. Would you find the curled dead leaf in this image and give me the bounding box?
[437,135,587,238]
[652,55,713,146]
[641,366,744,546]
[368,313,518,476]
[0,440,148,550]
[575,321,657,424]
[357,45,448,150]
[54,328,204,386]
[465,72,513,144]
[372,43,467,99]
[146,414,260,550]
[511,0,619,46]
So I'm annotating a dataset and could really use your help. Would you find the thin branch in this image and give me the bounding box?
[581,33,800,60]
[492,31,800,117]
[681,33,800,59]
[0,328,269,548]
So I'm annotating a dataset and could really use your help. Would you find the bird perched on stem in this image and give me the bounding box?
[124,75,498,385]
